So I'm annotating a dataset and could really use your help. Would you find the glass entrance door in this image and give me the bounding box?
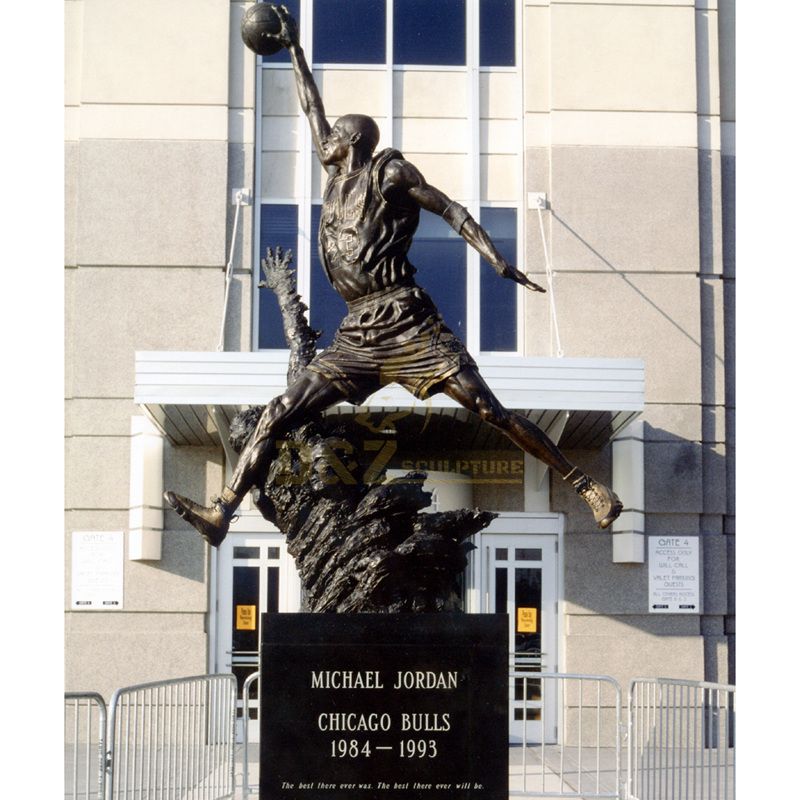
[216,531,301,741]
[487,535,558,743]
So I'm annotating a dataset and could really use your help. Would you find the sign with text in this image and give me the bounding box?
[260,614,508,800]
[516,607,537,633]
[236,605,257,630]
[71,531,124,610]
[648,536,700,613]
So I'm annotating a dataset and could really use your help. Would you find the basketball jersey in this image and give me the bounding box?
[318,148,420,302]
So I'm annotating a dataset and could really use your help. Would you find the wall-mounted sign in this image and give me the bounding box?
[648,536,700,614]
[517,607,538,633]
[71,531,124,610]
[236,605,257,630]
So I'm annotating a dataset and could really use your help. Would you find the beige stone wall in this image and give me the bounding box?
[521,0,734,687]
[65,0,734,697]
[65,0,249,696]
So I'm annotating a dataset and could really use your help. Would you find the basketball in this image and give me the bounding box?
[241,3,284,56]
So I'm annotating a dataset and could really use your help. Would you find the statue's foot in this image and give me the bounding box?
[566,470,623,529]
[164,491,233,547]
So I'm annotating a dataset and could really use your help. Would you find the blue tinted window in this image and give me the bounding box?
[258,204,298,349]
[310,205,349,349]
[480,0,515,67]
[258,0,300,64]
[408,212,467,341]
[313,0,386,64]
[479,208,517,351]
[394,0,466,66]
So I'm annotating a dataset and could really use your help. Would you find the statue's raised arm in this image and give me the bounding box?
[265,5,336,172]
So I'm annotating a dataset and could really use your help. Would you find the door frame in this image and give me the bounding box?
[464,512,564,743]
[212,512,302,741]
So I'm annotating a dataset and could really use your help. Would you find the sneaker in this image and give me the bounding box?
[568,472,623,529]
[164,491,234,547]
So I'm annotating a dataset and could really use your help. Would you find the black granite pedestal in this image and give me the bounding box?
[259,613,508,800]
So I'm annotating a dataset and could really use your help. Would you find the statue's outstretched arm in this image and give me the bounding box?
[385,159,546,293]
[271,5,333,168]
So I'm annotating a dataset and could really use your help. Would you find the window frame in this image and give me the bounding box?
[253,0,524,356]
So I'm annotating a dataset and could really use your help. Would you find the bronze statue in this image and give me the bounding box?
[165,5,622,547]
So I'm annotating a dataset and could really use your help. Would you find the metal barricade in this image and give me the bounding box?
[241,671,260,799]
[510,672,622,799]
[106,673,237,800]
[65,692,107,800]
[239,669,622,800]
[627,678,735,800]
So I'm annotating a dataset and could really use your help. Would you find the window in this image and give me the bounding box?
[255,1,520,354]
[309,204,348,349]
[258,0,514,67]
[258,204,297,349]
[313,0,385,64]
[393,0,466,66]
[479,208,517,352]
[408,212,467,341]
[259,0,301,65]
[480,0,516,67]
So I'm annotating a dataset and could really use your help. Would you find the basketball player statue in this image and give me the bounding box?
[165,4,623,546]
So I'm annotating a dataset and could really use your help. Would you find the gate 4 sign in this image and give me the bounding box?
[648,537,700,614]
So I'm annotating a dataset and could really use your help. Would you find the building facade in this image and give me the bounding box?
[65,0,735,739]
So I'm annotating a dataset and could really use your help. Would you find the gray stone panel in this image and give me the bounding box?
[523,147,550,286]
[702,534,728,615]
[702,442,727,515]
[547,147,699,273]
[524,273,703,404]
[698,149,723,276]
[563,533,649,615]
[472,482,524,513]
[163,445,224,531]
[125,529,208,611]
[642,406,702,443]
[568,614,700,637]
[66,436,131,511]
[227,143,254,274]
[565,633,705,689]
[76,140,228,267]
[700,277,727,406]
[701,405,727,445]
[721,156,735,276]
[645,514,701,535]
[65,616,207,700]
[643,441,703,514]
[224,142,255,351]
[65,141,79,267]
[65,399,141,437]
[67,267,223,398]
[702,634,731,684]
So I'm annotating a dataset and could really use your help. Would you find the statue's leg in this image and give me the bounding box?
[165,370,349,546]
[441,367,622,529]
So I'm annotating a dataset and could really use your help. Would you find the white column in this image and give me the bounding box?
[611,419,645,563]
[128,415,165,560]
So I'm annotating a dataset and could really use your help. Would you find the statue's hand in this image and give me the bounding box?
[496,262,546,293]
[274,4,299,48]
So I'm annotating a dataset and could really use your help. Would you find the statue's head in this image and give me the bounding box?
[321,114,380,165]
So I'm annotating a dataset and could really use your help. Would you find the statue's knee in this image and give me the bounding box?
[255,397,287,438]
[477,400,508,427]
